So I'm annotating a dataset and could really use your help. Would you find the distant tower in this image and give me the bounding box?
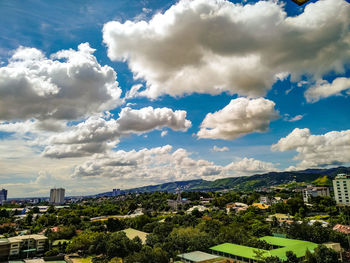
[49,188,65,204]
[175,188,182,210]
[0,188,7,204]
[176,191,182,202]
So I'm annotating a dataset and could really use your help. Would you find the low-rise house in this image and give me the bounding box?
[199,197,213,205]
[260,196,271,205]
[177,251,227,263]
[271,197,284,204]
[186,205,209,214]
[308,219,329,228]
[226,203,248,214]
[323,242,343,262]
[333,224,350,235]
[251,203,270,210]
[267,213,294,223]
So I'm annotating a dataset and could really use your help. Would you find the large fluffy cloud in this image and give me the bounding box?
[0,43,122,121]
[272,128,350,168]
[43,106,191,158]
[305,77,350,102]
[116,106,191,133]
[103,0,350,99]
[225,157,278,175]
[197,97,278,140]
[73,145,279,181]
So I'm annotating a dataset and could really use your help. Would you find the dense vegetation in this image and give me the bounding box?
[1,184,349,262]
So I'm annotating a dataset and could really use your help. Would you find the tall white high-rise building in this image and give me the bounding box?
[333,174,350,206]
[49,188,65,204]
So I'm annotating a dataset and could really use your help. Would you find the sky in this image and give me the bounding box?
[0,0,349,198]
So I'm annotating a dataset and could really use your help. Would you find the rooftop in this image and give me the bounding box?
[121,228,149,244]
[177,251,220,262]
[251,203,270,209]
[333,224,350,234]
[335,174,350,179]
[210,236,318,261]
[8,234,48,242]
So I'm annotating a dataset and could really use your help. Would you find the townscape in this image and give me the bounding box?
[1,171,350,263]
[1,0,350,262]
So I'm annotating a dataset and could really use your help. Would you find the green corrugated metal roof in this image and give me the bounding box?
[261,236,318,260]
[210,236,318,261]
[210,243,269,260]
[177,251,220,262]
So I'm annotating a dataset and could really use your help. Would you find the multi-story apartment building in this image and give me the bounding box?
[0,189,7,204]
[333,174,350,205]
[0,237,10,261]
[302,185,330,203]
[0,234,47,260]
[49,188,65,204]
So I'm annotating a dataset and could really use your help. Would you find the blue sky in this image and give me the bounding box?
[0,0,349,197]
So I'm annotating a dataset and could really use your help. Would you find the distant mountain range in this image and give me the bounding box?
[97,166,350,196]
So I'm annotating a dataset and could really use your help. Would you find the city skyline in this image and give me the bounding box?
[0,0,349,198]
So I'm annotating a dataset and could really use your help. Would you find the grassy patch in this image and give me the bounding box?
[313,176,330,186]
[71,257,93,263]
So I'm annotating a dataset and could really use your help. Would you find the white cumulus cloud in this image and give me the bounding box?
[197,97,278,140]
[305,77,350,102]
[43,106,191,158]
[272,128,350,168]
[103,0,350,99]
[212,146,229,152]
[283,114,304,122]
[0,43,122,121]
[73,145,279,181]
[224,157,278,175]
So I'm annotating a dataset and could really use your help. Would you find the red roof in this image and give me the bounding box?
[333,224,350,234]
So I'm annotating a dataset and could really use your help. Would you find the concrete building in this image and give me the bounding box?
[177,251,222,263]
[49,188,65,204]
[0,234,47,260]
[0,188,8,204]
[226,202,248,214]
[260,196,271,205]
[333,174,350,205]
[271,197,284,204]
[167,191,190,210]
[302,185,330,203]
[0,237,10,261]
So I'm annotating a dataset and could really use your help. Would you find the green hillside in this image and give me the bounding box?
[97,166,350,196]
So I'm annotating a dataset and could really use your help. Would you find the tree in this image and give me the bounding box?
[124,246,168,263]
[106,218,124,232]
[66,231,99,253]
[307,245,339,263]
[106,232,138,259]
[285,251,298,263]
[264,256,282,263]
